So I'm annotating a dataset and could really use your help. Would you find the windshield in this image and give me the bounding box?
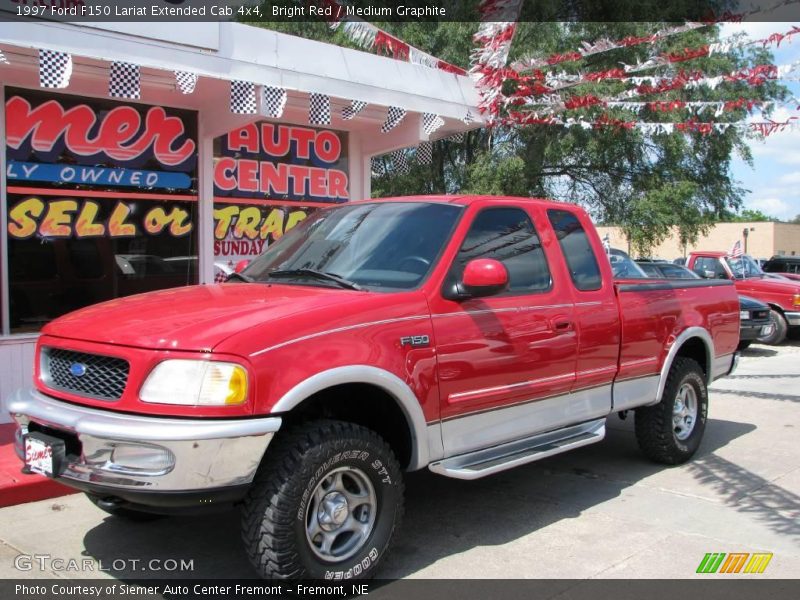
[607,250,648,279]
[241,202,463,291]
[725,255,764,279]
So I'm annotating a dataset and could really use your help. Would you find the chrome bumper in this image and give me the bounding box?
[785,311,800,327]
[4,388,281,493]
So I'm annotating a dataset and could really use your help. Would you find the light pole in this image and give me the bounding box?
[743,227,749,254]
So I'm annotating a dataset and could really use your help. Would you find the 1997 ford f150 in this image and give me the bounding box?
[5,196,740,579]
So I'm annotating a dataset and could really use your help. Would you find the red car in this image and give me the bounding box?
[6,196,739,579]
[688,251,800,344]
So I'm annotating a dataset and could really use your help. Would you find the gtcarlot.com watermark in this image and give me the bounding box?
[14,553,194,573]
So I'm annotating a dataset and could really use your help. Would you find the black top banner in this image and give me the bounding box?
[3,0,800,22]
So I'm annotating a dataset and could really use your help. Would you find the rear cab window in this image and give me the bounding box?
[547,209,602,291]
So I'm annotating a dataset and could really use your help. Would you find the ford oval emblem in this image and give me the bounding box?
[69,363,87,377]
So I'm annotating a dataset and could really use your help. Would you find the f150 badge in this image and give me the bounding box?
[400,335,430,348]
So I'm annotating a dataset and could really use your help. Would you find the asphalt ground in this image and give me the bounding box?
[0,335,798,581]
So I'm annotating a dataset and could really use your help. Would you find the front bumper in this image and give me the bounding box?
[785,311,800,327]
[740,320,774,341]
[4,388,281,505]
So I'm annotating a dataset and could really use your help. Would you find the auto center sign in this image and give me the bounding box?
[212,122,349,267]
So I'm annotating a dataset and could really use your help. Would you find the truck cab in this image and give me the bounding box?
[687,251,800,344]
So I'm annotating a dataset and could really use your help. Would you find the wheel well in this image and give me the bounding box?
[767,304,785,315]
[279,383,413,469]
[673,337,708,377]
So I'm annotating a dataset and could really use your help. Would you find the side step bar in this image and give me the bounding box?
[428,418,606,480]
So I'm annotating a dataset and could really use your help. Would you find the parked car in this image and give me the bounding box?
[635,261,772,351]
[7,196,740,580]
[737,296,774,350]
[762,256,800,281]
[688,251,800,345]
[608,248,648,279]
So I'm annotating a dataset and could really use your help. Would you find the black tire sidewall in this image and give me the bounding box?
[291,437,402,580]
[666,368,708,458]
[757,310,788,345]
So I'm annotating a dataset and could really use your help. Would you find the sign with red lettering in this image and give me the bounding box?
[213,123,348,203]
[6,88,197,192]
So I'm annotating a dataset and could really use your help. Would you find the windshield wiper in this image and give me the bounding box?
[226,272,254,283]
[267,269,362,291]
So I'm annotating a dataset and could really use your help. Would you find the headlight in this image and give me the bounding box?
[140,360,248,406]
[739,310,750,320]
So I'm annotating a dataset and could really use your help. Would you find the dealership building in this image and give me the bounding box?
[0,20,480,421]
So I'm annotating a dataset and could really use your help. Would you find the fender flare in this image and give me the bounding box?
[654,326,713,404]
[270,365,431,470]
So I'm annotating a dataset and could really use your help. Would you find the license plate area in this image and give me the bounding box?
[24,432,67,477]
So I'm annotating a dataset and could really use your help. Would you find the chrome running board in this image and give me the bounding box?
[428,418,606,480]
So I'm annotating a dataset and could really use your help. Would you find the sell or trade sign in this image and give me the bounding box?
[5,88,197,192]
[214,123,348,203]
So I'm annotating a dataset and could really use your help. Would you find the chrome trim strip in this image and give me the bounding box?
[270,365,431,471]
[447,372,576,404]
[654,326,713,404]
[620,357,659,368]
[431,303,574,319]
[576,365,618,377]
[785,311,800,326]
[711,352,735,381]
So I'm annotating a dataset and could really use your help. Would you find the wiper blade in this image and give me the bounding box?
[267,269,362,291]
[226,272,254,283]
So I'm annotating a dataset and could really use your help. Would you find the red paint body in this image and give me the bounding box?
[687,251,800,312]
[34,197,739,427]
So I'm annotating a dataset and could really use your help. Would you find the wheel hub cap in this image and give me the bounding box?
[673,383,698,441]
[304,466,377,562]
[317,492,349,531]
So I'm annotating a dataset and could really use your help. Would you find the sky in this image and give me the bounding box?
[722,21,800,221]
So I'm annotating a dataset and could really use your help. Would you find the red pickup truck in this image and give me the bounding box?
[687,251,800,345]
[6,196,739,580]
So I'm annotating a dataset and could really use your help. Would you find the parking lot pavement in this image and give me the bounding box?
[0,337,798,580]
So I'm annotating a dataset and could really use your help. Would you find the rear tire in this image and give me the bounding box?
[757,309,788,345]
[635,357,708,465]
[241,420,404,580]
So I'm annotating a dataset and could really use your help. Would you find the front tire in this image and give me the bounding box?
[241,420,404,580]
[635,357,708,465]
[757,309,788,345]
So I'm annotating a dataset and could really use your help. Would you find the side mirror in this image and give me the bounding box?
[451,259,509,299]
[234,259,251,274]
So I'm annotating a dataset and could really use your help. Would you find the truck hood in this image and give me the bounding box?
[736,276,800,293]
[43,284,369,352]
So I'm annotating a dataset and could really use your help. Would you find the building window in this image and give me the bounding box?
[4,88,198,334]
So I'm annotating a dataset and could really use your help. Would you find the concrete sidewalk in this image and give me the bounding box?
[0,338,798,580]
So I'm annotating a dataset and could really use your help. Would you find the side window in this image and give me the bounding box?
[693,257,727,279]
[547,209,602,291]
[448,207,551,294]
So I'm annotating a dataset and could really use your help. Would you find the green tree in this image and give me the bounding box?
[725,209,779,222]
[249,20,786,254]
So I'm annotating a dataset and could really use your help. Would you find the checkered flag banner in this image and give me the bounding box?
[371,156,386,176]
[381,106,407,133]
[449,133,465,143]
[39,49,72,89]
[175,71,197,95]
[391,149,410,174]
[422,112,445,135]
[231,80,257,114]
[0,50,8,65]
[262,85,287,118]
[109,61,140,99]
[309,93,331,126]
[342,100,367,120]
[416,142,433,165]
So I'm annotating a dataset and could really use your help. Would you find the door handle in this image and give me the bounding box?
[552,320,573,333]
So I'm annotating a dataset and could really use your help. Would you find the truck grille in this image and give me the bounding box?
[42,348,129,400]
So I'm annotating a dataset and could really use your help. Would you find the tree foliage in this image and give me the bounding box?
[252,20,786,254]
